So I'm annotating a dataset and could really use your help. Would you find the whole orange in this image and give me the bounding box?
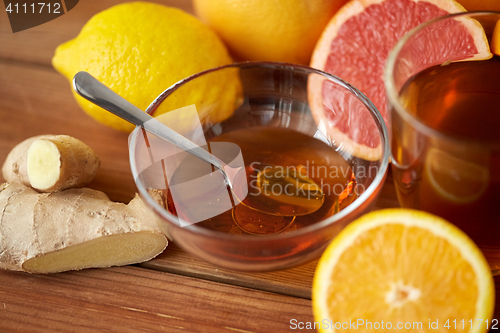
[193,0,348,65]
[457,0,500,11]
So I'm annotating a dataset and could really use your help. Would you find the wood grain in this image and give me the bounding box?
[0,266,315,333]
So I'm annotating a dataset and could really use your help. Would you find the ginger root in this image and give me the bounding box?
[0,183,168,273]
[2,135,100,192]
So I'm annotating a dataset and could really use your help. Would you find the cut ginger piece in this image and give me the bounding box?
[0,183,168,273]
[22,232,164,273]
[2,134,100,192]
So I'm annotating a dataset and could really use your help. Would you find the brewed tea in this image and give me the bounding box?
[394,56,500,264]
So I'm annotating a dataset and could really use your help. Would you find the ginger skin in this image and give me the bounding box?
[0,183,168,273]
[2,135,100,192]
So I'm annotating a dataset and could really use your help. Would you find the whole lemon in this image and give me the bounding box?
[53,2,240,132]
[193,0,348,65]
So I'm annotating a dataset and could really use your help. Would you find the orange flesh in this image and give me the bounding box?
[326,224,478,332]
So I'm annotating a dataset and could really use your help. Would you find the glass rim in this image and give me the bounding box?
[384,11,500,146]
[129,61,390,242]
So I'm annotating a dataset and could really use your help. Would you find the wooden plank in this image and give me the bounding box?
[0,266,315,333]
[0,266,498,333]
[141,243,317,300]
[144,244,500,321]
[0,0,195,67]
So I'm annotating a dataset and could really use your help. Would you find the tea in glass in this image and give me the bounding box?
[386,12,500,271]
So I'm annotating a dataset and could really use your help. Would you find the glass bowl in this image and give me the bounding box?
[129,62,389,271]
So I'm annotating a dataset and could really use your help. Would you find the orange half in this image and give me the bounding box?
[313,209,494,333]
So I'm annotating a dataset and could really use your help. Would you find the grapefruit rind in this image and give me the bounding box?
[453,15,493,61]
[312,208,494,333]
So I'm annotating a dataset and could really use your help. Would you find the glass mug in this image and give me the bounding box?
[385,12,500,272]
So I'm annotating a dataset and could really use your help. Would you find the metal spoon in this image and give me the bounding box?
[72,71,324,218]
[73,71,240,190]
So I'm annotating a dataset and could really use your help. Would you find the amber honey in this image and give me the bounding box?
[393,56,500,266]
[166,127,357,236]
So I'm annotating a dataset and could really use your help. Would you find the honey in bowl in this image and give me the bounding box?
[165,127,357,236]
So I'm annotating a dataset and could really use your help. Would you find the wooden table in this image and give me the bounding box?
[0,1,498,331]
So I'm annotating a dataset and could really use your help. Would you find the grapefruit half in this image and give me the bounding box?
[309,0,492,160]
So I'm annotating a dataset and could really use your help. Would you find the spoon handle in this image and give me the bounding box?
[72,71,226,174]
